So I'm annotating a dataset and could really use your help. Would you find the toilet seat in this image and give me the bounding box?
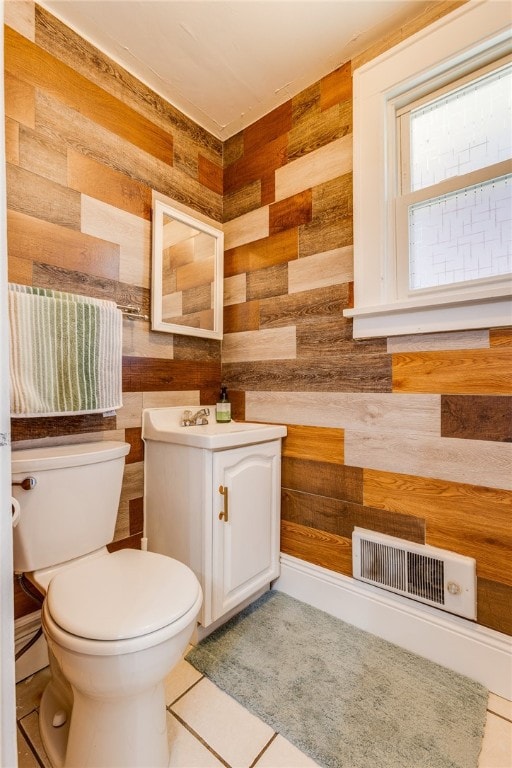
[46,549,201,642]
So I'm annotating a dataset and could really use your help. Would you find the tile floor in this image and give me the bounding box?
[16,651,512,768]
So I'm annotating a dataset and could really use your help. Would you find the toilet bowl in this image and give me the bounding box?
[12,441,203,768]
[39,549,202,768]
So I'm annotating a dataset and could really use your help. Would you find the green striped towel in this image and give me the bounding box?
[8,284,123,417]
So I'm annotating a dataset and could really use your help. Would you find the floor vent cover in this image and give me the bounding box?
[352,528,476,620]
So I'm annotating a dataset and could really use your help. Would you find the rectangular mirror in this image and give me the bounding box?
[151,198,224,339]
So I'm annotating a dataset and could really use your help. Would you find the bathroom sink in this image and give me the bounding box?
[142,406,286,449]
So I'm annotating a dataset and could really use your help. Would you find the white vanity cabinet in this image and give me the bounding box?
[211,441,281,623]
[142,407,286,628]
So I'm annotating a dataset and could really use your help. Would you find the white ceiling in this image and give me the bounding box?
[39,0,432,140]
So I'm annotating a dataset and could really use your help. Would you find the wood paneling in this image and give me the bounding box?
[11,413,117,442]
[5,117,19,166]
[275,135,352,202]
[281,520,352,575]
[346,431,511,491]
[224,355,392,392]
[224,179,262,222]
[198,154,223,195]
[224,206,270,250]
[220,0,510,637]
[4,71,35,127]
[4,0,34,40]
[224,388,246,421]
[245,391,440,435]
[122,356,220,393]
[34,87,220,221]
[107,534,141,552]
[6,2,226,623]
[289,83,350,161]
[123,317,174,360]
[320,62,352,111]
[224,133,287,197]
[172,336,220,362]
[269,190,312,235]
[223,276,245,309]
[387,330,489,353]
[224,229,298,278]
[7,210,120,280]
[125,427,144,464]
[67,150,152,220]
[13,576,41,621]
[282,488,425,543]
[129,497,144,536]
[283,425,344,464]
[224,131,245,167]
[8,0,511,637]
[247,263,288,302]
[297,317,386,357]
[32,262,148,315]
[7,255,31,285]
[7,164,81,230]
[222,327,296,363]
[5,26,174,165]
[243,101,293,153]
[224,300,260,333]
[490,328,512,347]
[282,456,363,504]
[364,469,512,586]
[81,196,151,289]
[19,125,68,186]
[441,395,512,442]
[299,173,353,257]
[477,578,512,635]
[392,349,512,395]
[259,284,351,329]
[288,246,353,294]
[34,5,221,160]
[119,462,144,507]
[141,390,200,409]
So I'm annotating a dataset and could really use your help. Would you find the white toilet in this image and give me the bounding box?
[12,440,202,768]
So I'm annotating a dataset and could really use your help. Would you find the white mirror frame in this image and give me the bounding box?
[151,197,224,339]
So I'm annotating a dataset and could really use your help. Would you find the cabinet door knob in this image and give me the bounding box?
[218,484,229,522]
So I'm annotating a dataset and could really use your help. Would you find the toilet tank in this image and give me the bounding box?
[11,441,130,573]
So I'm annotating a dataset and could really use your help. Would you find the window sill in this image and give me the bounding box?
[343,289,512,339]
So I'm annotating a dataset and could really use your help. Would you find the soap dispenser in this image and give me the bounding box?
[216,386,231,423]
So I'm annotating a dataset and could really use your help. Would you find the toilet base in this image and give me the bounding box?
[39,678,71,768]
[38,614,202,768]
[39,671,170,768]
[37,553,202,767]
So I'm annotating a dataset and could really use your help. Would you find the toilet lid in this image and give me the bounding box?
[46,549,201,641]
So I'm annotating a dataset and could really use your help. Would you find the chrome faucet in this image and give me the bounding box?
[181,407,210,426]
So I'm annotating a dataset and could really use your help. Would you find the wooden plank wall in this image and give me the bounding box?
[6,1,511,637]
[221,3,512,636]
[4,2,223,618]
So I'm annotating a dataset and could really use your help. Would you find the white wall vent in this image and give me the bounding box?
[352,528,477,620]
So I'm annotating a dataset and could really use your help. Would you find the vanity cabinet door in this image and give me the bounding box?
[211,441,281,623]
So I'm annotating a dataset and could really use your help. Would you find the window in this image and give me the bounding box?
[396,61,511,298]
[344,1,512,338]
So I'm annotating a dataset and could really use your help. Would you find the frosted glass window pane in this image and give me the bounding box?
[408,175,512,291]
[410,66,512,191]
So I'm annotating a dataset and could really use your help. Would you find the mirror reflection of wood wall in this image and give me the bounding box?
[151,197,223,339]
[161,214,216,331]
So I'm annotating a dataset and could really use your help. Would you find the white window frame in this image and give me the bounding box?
[344,0,512,338]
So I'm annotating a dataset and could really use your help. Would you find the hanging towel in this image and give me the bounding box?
[8,284,123,417]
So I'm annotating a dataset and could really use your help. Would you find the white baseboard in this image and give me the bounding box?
[273,554,512,700]
[15,611,48,683]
